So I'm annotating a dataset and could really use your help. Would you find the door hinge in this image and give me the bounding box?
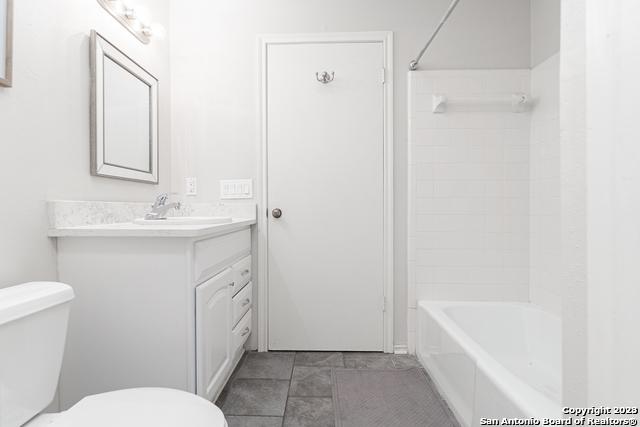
[382,296,387,312]
[380,67,386,84]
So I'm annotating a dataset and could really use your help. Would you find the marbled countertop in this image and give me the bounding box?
[48,217,256,238]
[47,200,256,238]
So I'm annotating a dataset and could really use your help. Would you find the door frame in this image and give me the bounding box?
[256,32,394,353]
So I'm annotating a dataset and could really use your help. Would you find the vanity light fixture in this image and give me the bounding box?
[96,0,154,44]
[124,7,136,20]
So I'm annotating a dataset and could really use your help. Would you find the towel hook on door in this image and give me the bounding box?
[316,71,335,84]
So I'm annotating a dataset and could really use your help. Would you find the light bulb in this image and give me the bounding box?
[135,5,151,24]
[149,23,166,40]
[107,0,124,13]
[124,7,136,20]
[120,0,134,17]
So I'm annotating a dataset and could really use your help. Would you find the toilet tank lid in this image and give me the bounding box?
[0,282,74,326]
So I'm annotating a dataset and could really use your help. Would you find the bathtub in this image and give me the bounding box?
[417,301,561,427]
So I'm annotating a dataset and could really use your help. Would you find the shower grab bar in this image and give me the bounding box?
[409,0,462,71]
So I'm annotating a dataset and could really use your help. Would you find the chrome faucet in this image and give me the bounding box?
[145,193,181,220]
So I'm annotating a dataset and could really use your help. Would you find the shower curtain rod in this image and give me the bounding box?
[409,0,462,71]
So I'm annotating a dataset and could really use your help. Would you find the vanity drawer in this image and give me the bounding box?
[232,282,252,326]
[231,255,252,295]
[232,309,252,352]
[194,229,250,284]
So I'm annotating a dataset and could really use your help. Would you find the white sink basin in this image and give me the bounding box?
[133,216,233,226]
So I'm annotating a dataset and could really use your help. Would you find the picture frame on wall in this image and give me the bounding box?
[0,0,13,87]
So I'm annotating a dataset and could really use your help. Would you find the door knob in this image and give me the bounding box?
[272,208,282,218]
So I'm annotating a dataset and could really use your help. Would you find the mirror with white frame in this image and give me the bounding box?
[90,30,159,183]
[0,0,12,87]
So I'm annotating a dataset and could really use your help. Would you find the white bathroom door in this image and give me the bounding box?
[266,40,385,351]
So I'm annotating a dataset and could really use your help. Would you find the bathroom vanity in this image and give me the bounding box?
[49,215,255,409]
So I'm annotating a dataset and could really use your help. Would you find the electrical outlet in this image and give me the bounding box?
[185,177,197,196]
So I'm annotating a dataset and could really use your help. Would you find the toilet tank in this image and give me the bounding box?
[0,282,74,427]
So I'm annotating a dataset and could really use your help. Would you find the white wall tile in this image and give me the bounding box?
[416,284,529,302]
[414,180,435,198]
[408,69,530,307]
[415,214,486,232]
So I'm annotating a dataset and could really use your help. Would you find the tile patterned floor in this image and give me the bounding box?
[216,351,457,427]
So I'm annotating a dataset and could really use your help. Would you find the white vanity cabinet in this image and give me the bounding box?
[196,269,233,401]
[195,264,253,401]
[54,223,254,409]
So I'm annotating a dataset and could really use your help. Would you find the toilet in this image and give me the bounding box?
[0,282,227,427]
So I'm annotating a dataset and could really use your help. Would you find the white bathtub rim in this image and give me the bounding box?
[418,300,562,420]
[419,300,560,418]
[417,350,471,427]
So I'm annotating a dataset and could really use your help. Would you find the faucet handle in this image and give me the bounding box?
[152,193,169,208]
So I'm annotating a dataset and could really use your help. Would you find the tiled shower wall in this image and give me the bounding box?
[407,70,531,348]
[529,54,561,314]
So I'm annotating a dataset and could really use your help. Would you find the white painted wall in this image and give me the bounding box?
[560,0,587,407]
[585,0,640,403]
[561,0,640,407]
[0,0,172,289]
[530,0,560,67]
[529,54,560,314]
[407,69,531,351]
[170,0,531,348]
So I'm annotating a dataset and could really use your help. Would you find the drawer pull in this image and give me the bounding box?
[241,269,250,276]
[241,327,250,337]
[228,282,235,287]
[241,298,251,307]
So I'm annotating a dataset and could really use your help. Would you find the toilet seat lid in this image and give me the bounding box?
[56,388,226,427]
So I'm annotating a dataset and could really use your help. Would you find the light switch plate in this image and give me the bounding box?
[220,179,253,199]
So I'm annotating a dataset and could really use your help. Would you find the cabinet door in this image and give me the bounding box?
[196,268,233,400]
